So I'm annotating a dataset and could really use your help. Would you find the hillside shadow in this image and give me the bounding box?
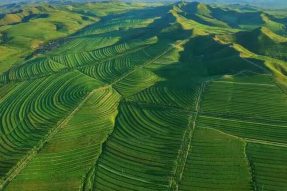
[153,35,268,89]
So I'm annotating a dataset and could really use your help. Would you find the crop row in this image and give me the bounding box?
[1,37,158,84]
[92,103,190,191]
[198,115,287,144]
[0,70,99,179]
[50,43,131,67]
[129,85,199,110]
[246,143,287,191]
[50,36,120,54]
[79,44,154,84]
[79,18,155,36]
[179,127,253,191]
[201,79,287,123]
[50,37,157,68]
[79,38,177,98]
[113,68,160,97]
[5,87,121,191]
[6,58,67,82]
[0,83,18,103]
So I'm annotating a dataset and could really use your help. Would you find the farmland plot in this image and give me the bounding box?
[201,75,287,124]
[5,58,67,82]
[182,74,287,191]
[129,85,199,110]
[246,143,287,191]
[79,39,160,84]
[0,71,99,179]
[78,18,156,36]
[5,87,121,191]
[49,36,120,54]
[92,103,191,191]
[179,127,253,191]
[198,115,287,144]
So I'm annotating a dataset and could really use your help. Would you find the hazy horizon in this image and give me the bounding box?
[1,0,287,9]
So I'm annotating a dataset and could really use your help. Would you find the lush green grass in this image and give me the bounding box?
[262,14,287,36]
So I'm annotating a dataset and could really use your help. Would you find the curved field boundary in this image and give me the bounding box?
[0,86,108,190]
[92,103,190,190]
[5,87,121,191]
[2,37,157,84]
[129,86,201,111]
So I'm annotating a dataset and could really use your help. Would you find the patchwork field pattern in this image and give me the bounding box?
[1,1,287,191]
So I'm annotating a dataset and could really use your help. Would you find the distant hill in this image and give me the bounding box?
[1,0,287,9]
[194,0,287,9]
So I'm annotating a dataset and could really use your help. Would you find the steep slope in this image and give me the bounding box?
[261,13,287,36]
[235,27,287,60]
[179,2,264,29]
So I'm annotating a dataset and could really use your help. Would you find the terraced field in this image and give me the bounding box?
[1,1,287,191]
[5,87,121,191]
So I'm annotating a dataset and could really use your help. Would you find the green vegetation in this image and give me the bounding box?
[1,1,287,190]
[0,1,150,74]
[201,76,287,123]
[247,143,287,191]
[93,104,190,190]
[179,127,253,191]
[5,87,121,191]
[0,4,94,73]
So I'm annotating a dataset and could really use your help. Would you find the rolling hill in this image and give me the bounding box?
[0,1,287,191]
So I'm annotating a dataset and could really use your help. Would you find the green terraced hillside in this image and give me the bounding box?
[0,1,287,191]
